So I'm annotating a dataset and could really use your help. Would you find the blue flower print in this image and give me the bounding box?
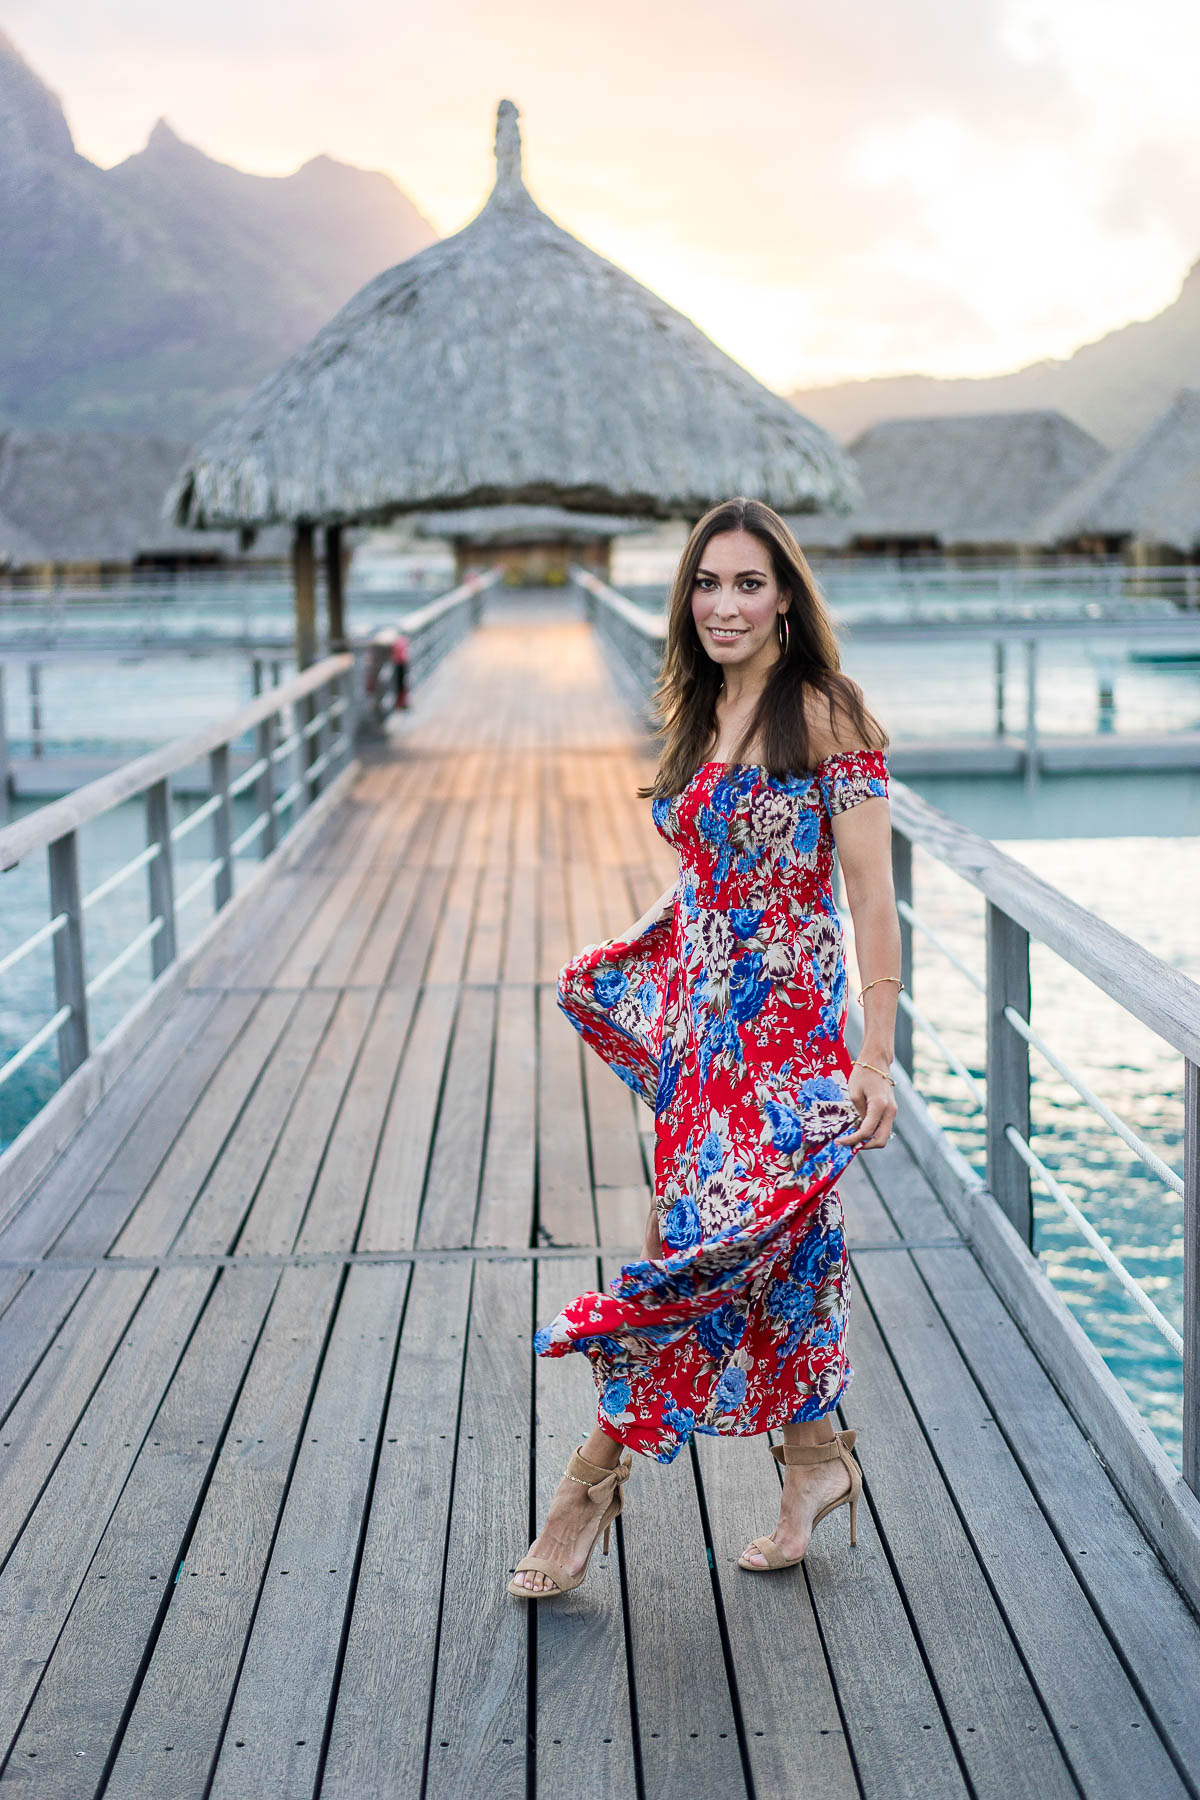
[696,1302,746,1358]
[800,1075,847,1104]
[533,1326,553,1354]
[764,1099,807,1155]
[729,907,764,939]
[651,795,672,831]
[697,805,729,848]
[714,1365,748,1410]
[698,1129,724,1178]
[664,1194,702,1251]
[767,1278,811,1324]
[789,1223,843,1286]
[792,808,820,855]
[638,980,659,1018]
[655,1048,681,1115]
[729,954,771,1024]
[867,777,886,796]
[593,968,629,1007]
[663,1403,696,1438]
[792,1392,831,1422]
[602,1378,632,1416]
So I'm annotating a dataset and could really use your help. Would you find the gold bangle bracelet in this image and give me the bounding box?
[857,975,904,1006]
[854,1058,896,1086]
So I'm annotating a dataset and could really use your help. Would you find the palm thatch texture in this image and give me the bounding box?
[792,410,1108,553]
[0,429,282,570]
[170,101,858,530]
[1038,388,1200,554]
[412,504,651,546]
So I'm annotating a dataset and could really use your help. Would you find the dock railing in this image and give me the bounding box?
[358,567,501,733]
[0,654,354,1104]
[574,564,1200,1601]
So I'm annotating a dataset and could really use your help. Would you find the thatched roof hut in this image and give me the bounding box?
[413,502,651,586]
[793,410,1108,555]
[0,428,283,573]
[171,102,854,537]
[1038,388,1200,555]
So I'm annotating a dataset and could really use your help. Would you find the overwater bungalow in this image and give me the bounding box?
[169,100,856,662]
[1039,387,1200,562]
[0,428,281,580]
[795,410,1108,560]
[412,504,651,585]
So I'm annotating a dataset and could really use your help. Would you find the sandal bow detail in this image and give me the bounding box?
[508,1447,633,1601]
[738,1428,862,1573]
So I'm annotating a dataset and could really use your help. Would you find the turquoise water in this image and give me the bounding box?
[870,824,1199,1468]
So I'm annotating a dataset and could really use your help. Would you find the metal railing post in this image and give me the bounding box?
[0,664,9,826]
[892,828,914,1078]
[209,742,233,910]
[146,777,178,976]
[986,902,1032,1244]
[29,660,43,760]
[257,712,278,857]
[1184,1059,1200,1495]
[303,691,320,806]
[994,638,1006,737]
[48,830,88,1078]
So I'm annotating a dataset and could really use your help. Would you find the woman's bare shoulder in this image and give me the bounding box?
[802,677,880,763]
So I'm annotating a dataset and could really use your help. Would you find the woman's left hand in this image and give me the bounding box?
[843,1063,898,1149]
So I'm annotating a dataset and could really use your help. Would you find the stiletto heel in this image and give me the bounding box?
[508,1447,632,1600]
[738,1428,863,1572]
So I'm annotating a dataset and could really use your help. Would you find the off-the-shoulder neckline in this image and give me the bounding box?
[698,749,884,773]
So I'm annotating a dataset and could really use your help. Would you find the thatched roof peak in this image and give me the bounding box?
[171,101,857,531]
[492,100,527,205]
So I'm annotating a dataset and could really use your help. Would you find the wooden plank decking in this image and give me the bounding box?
[2,590,1200,1799]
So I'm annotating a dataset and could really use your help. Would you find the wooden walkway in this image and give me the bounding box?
[2,592,1200,1799]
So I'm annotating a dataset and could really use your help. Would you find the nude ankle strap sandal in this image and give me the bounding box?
[507,1447,633,1601]
[738,1428,862,1572]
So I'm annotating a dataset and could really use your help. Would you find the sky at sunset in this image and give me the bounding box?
[8,0,1200,393]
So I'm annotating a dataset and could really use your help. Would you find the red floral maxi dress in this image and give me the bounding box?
[534,748,890,1465]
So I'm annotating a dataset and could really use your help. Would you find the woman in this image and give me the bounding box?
[509,497,901,1598]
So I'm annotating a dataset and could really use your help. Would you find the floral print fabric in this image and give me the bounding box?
[534,748,890,1464]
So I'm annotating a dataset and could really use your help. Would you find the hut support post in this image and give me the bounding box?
[292,524,318,671]
[325,525,347,651]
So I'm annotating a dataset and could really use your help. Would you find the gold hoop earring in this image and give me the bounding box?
[778,611,790,653]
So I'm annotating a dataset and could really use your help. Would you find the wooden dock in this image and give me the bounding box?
[2,594,1200,1799]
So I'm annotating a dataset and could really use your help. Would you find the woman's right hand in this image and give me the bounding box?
[642,1202,663,1261]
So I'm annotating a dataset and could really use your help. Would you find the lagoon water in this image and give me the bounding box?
[2,576,1198,1466]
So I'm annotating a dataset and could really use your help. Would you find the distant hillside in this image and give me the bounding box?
[0,30,437,439]
[790,259,1200,449]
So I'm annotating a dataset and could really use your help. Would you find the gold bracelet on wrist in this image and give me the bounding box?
[854,1058,896,1086]
[857,975,904,1006]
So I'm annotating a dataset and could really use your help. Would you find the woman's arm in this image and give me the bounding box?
[831,796,901,1148]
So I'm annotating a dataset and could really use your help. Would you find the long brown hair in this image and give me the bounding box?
[637,496,886,800]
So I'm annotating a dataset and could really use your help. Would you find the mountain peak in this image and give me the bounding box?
[0,27,75,160]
